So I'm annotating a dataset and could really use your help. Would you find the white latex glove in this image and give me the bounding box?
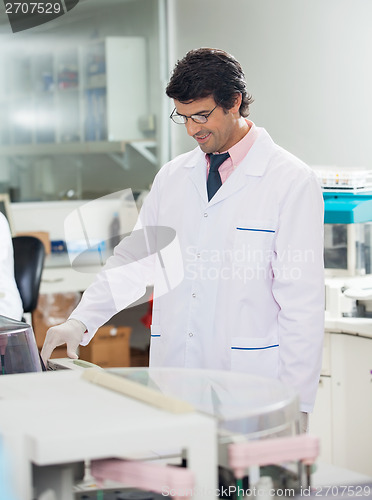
[41,318,87,366]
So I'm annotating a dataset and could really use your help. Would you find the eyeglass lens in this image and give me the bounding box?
[172,114,207,124]
[171,105,217,124]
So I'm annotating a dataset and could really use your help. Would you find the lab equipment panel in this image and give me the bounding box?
[324,223,372,276]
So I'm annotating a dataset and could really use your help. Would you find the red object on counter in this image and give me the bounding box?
[140,296,153,329]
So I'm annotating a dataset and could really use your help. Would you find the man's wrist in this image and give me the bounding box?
[68,318,87,333]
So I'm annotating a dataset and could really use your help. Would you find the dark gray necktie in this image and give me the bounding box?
[207,152,230,201]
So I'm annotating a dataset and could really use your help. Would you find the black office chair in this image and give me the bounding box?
[12,236,46,314]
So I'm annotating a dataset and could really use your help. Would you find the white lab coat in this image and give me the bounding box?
[71,127,324,412]
[0,213,23,321]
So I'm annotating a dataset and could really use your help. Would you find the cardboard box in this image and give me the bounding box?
[33,293,132,367]
[79,325,132,368]
[32,293,81,349]
[48,346,68,359]
[130,347,149,367]
[16,231,51,254]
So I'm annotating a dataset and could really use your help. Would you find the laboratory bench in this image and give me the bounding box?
[0,370,217,500]
[0,366,371,500]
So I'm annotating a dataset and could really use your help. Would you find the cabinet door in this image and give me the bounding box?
[310,376,333,463]
[106,37,147,141]
[330,334,372,476]
[83,37,147,142]
[55,49,80,143]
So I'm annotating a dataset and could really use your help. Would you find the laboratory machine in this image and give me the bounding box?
[0,314,44,374]
[0,313,369,498]
[0,356,321,500]
[311,167,372,476]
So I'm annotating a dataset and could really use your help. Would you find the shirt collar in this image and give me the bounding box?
[204,120,258,167]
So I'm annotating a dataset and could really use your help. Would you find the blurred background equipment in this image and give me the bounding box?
[311,166,372,476]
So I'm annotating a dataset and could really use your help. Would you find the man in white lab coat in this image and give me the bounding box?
[41,48,324,428]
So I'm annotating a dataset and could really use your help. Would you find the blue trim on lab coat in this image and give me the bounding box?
[236,227,276,233]
[231,344,279,350]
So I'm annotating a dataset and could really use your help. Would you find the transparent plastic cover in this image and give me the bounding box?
[109,367,299,440]
[0,315,42,375]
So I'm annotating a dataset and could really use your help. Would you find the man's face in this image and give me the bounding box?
[173,95,242,154]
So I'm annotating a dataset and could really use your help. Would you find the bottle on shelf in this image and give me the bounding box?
[109,211,121,250]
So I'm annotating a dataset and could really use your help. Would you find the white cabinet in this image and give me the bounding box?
[0,37,147,149]
[310,332,372,476]
[83,37,147,142]
[310,375,333,463]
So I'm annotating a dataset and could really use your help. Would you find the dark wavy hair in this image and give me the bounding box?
[166,48,253,117]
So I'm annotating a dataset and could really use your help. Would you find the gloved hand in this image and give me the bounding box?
[41,318,87,366]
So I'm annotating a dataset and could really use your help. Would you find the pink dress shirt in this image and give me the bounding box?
[206,120,259,183]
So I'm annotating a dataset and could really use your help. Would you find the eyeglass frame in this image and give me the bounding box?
[170,104,218,125]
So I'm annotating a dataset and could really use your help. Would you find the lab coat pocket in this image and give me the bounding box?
[233,219,276,268]
[149,325,163,366]
[231,336,279,379]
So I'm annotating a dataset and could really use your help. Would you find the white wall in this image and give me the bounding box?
[168,0,372,168]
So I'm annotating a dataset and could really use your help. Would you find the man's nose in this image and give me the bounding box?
[185,119,202,137]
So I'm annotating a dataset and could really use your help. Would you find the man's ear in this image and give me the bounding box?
[230,93,242,114]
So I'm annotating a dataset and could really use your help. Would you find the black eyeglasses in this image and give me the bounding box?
[170,105,218,125]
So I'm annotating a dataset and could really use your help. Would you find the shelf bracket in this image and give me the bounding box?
[9,156,32,170]
[108,151,130,171]
[128,140,157,166]
[108,141,157,171]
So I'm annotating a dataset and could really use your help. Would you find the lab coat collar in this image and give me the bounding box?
[238,127,277,177]
[185,127,277,205]
[184,127,276,175]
